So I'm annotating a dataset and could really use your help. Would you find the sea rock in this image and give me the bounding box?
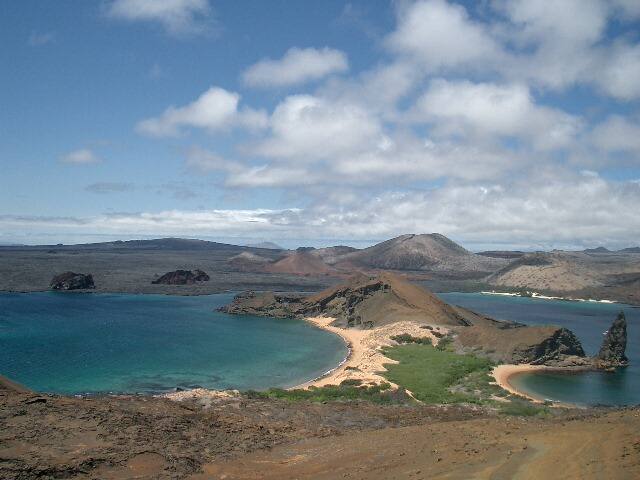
[596,312,628,367]
[523,328,586,365]
[219,291,305,318]
[49,272,95,290]
[152,269,210,285]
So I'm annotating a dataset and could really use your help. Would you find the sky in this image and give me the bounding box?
[1,0,640,251]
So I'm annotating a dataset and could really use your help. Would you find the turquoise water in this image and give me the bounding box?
[439,293,639,406]
[0,292,348,395]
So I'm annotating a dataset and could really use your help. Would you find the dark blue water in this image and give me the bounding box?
[0,292,347,395]
[439,293,640,406]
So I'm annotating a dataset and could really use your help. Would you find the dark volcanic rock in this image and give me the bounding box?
[220,291,306,317]
[523,328,586,365]
[49,271,95,290]
[152,269,210,285]
[597,312,628,366]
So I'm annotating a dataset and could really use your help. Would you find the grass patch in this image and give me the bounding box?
[391,333,432,345]
[381,344,495,404]
[244,382,400,404]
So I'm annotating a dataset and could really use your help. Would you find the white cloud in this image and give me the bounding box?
[594,42,640,100]
[592,115,640,153]
[3,173,639,250]
[137,86,267,137]
[243,47,349,88]
[413,80,581,150]
[385,0,504,72]
[60,149,102,165]
[253,95,383,160]
[107,0,212,35]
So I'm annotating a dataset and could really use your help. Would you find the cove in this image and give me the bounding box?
[0,292,348,395]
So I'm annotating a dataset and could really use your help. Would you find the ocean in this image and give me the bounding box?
[0,292,347,395]
[439,292,639,406]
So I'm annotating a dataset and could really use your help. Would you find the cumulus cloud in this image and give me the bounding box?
[243,47,349,88]
[413,80,581,150]
[385,0,504,72]
[60,149,102,165]
[106,0,213,36]
[137,86,267,137]
[591,115,640,153]
[253,94,383,160]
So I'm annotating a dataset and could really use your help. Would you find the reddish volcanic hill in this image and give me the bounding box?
[264,251,338,275]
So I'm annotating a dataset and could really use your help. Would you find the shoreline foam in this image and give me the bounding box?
[481,290,617,304]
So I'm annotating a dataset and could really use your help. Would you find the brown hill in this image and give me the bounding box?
[264,251,338,276]
[303,272,474,328]
[226,252,272,272]
[336,234,507,275]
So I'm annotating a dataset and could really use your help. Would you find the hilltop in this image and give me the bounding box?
[334,234,507,276]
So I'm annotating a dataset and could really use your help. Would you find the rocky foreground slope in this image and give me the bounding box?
[2,375,638,479]
[222,273,626,368]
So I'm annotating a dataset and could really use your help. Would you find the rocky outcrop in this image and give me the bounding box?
[49,272,95,290]
[152,269,210,285]
[221,291,305,318]
[219,273,476,328]
[520,328,586,365]
[596,312,628,367]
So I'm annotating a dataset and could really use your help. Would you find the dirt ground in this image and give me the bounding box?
[1,377,639,479]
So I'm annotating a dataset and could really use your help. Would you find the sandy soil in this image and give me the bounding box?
[193,409,640,480]
[295,317,447,389]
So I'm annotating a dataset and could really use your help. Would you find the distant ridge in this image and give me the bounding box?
[584,246,611,254]
[244,241,283,250]
[0,238,256,252]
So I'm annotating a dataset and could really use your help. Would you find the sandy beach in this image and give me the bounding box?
[491,364,551,403]
[294,316,446,390]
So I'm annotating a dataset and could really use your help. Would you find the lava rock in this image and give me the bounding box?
[597,312,628,366]
[49,272,95,290]
[152,269,210,285]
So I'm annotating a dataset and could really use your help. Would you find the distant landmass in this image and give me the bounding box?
[1,234,639,304]
[244,241,284,250]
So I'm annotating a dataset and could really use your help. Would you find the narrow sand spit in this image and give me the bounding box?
[294,317,447,389]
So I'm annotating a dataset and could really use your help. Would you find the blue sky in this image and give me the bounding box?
[1,0,640,250]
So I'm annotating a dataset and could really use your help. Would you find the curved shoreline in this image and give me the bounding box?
[291,317,370,390]
[492,364,582,407]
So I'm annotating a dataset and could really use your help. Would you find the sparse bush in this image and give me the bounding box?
[391,333,432,345]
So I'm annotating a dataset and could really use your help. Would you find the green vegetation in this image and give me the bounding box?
[245,344,544,416]
[381,344,496,404]
[244,382,399,404]
[391,333,432,345]
[435,334,454,351]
